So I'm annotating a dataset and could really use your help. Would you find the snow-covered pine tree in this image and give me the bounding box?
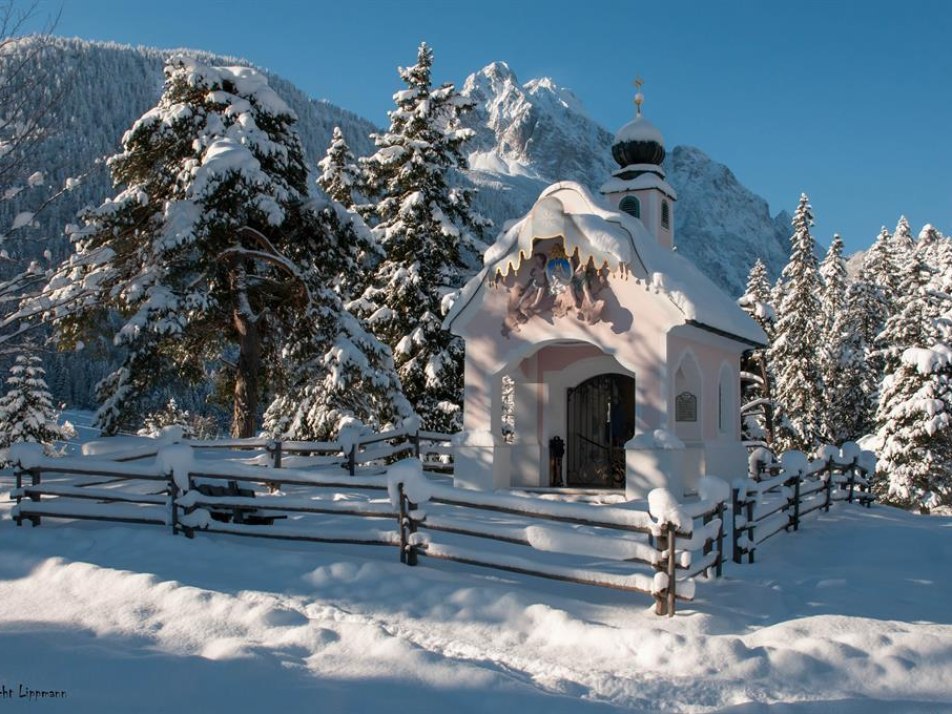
[137,397,192,438]
[862,227,900,323]
[876,248,932,378]
[874,344,952,511]
[318,126,363,211]
[262,193,412,441]
[36,56,405,439]
[893,215,915,256]
[356,42,487,432]
[738,259,775,443]
[825,281,877,441]
[40,56,317,436]
[768,194,825,452]
[817,234,851,441]
[0,353,69,460]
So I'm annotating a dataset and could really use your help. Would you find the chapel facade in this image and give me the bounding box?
[444,90,766,499]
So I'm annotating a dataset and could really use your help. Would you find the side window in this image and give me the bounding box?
[718,365,733,435]
[619,195,640,219]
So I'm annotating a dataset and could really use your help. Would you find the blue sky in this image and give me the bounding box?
[31,0,952,255]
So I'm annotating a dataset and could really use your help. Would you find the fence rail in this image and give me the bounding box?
[732,448,874,564]
[8,442,725,617]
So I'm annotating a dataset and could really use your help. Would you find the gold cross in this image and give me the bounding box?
[633,76,645,116]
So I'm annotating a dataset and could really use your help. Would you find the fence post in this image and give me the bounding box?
[26,468,41,527]
[702,509,713,557]
[348,443,356,476]
[271,441,283,469]
[745,496,755,564]
[824,461,834,512]
[13,463,23,527]
[666,526,677,617]
[654,524,668,615]
[715,500,725,578]
[789,475,801,532]
[397,483,418,566]
[847,457,857,504]
[414,430,421,459]
[731,487,742,564]
[169,471,179,536]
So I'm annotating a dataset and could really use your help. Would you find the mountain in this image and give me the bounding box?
[0,37,378,270]
[0,39,795,410]
[459,61,793,296]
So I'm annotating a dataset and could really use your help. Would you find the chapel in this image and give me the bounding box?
[444,88,766,499]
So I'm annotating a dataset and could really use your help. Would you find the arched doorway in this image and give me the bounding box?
[566,373,635,487]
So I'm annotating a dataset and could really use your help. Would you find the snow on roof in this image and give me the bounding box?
[447,181,766,346]
[599,171,678,199]
[614,116,664,146]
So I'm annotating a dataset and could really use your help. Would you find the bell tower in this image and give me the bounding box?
[600,79,677,250]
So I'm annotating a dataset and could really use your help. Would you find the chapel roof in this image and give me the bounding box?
[445,182,767,347]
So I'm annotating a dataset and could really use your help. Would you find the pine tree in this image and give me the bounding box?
[738,259,775,442]
[817,235,850,441]
[318,126,363,210]
[259,183,411,441]
[893,215,915,256]
[0,353,69,461]
[875,344,952,510]
[35,56,406,439]
[356,43,487,432]
[877,249,932,378]
[768,194,825,451]
[825,282,877,441]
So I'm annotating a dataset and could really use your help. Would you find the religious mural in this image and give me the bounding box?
[501,240,611,337]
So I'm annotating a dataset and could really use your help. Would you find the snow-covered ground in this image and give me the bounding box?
[0,470,950,713]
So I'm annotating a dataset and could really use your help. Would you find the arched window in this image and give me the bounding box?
[674,353,702,441]
[718,365,734,435]
[661,200,671,229]
[619,195,640,219]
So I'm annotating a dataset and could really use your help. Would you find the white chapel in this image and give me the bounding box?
[444,88,766,499]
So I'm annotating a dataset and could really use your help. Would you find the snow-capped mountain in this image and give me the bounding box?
[5,41,791,298]
[460,62,793,296]
[1,39,797,409]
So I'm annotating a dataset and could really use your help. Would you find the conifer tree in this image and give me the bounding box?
[892,215,915,256]
[356,43,487,432]
[318,126,363,211]
[35,56,406,438]
[768,194,824,451]
[738,259,775,442]
[825,282,876,441]
[875,344,952,510]
[0,353,69,460]
[262,194,412,441]
[817,235,850,441]
[877,249,932,378]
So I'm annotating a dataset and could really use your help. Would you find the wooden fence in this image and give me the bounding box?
[732,449,875,564]
[84,427,454,476]
[8,443,726,616]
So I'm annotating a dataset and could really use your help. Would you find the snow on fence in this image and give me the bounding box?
[8,443,727,617]
[393,465,727,616]
[80,426,454,475]
[732,443,876,564]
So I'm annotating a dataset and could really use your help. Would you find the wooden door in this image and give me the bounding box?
[566,373,635,487]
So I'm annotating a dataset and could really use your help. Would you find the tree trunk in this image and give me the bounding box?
[231,267,262,438]
[232,307,261,438]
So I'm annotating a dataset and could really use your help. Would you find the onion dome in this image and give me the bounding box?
[611,84,665,167]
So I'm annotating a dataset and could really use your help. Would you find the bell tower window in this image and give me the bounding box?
[661,200,671,229]
[619,195,640,219]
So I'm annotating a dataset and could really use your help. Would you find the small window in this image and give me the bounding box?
[661,200,671,229]
[619,195,640,219]
[676,391,697,422]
